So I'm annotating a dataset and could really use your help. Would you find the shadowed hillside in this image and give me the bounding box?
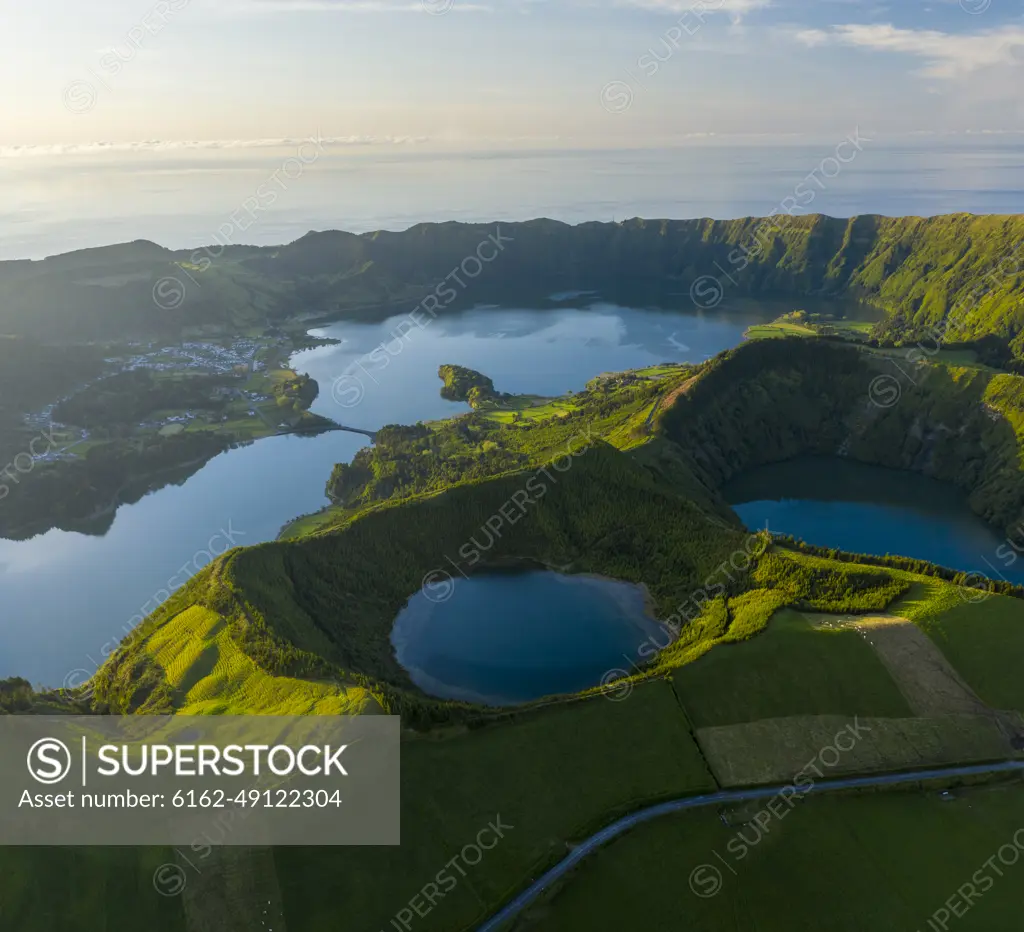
[4,214,1024,359]
[657,338,1024,535]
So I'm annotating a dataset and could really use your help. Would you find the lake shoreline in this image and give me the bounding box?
[389,568,678,707]
[726,454,1024,585]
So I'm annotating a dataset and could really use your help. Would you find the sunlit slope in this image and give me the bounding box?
[143,605,375,715]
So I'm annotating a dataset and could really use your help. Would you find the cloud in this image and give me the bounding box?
[236,0,489,11]
[796,23,1024,77]
[0,137,428,158]
[220,0,771,19]
[614,0,772,22]
[238,0,766,11]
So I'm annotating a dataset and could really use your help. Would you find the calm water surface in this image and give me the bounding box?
[5,140,1024,260]
[391,571,666,705]
[726,456,1024,585]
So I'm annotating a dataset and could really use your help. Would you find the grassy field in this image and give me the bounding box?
[699,713,1014,786]
[865,344,985,368]
[897,587,1024,713]
[277,507,334,539]
[0,683,712,932]
[142,605,376,715]
[744,320,819,340]
[0,847,185,932]
[668,590,1023,786]
[672,609,914,728]
[832,319,875,336]
[272,681,714,932]
[478,388,665,451]
[743,313,876,343]
[520,782,1024,932]
[478,395,581,423]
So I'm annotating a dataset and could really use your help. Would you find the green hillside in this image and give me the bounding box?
[93,440,762,723]
[5,214,1024,360]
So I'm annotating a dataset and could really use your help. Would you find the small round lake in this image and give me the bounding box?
[390,570,668,706]
[726,455,1024,585]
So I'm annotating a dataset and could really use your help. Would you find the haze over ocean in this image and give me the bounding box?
[3,137,1024,261]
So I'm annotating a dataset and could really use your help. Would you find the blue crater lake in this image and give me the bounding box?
[391,570,669,705]
[726,455,1024,586]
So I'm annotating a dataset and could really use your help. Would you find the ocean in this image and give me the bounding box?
[2,136,1024,260]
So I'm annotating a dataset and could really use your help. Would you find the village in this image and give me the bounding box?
[18,335,298,461]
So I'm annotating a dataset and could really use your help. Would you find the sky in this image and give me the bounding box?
[2,0,1024,155]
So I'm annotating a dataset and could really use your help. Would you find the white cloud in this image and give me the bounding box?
[795,23,1024,78]
[235,0,490,12]
[232,0,769,15]
[615,0,772,22]
[0,137,428,158]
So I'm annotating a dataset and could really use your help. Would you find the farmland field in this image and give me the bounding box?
[903,592,1024,714]
[0,682,713,932]
[0,847,185,932]
[282,680,714,932]
[697,713,1016,786]
[519,782,1024,932]
[672,609,913,728]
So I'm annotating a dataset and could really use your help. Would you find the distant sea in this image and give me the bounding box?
[2,137,1024,261]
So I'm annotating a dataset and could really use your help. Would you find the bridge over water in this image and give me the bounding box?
[274,424,377,442]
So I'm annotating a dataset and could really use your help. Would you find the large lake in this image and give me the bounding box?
[3,298,828,686]
[726,456,1024,586]
[391,570,666,705]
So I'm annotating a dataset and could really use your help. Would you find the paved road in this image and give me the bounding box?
[475,760,1024,932]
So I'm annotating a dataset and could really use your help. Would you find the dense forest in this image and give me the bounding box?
[0,337,107,462]
[325,367,670,509]
[437,364,504,407]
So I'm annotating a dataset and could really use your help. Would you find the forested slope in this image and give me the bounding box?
[658,338,1024,534]
[4,214,1024,357]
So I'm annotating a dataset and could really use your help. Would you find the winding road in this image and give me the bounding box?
[475,760,1024,932]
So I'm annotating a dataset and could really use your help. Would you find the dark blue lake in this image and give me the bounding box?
[390,570,668,705]
[726,456,1024,586]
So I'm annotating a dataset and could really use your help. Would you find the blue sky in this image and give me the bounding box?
[3,0,1023,151]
